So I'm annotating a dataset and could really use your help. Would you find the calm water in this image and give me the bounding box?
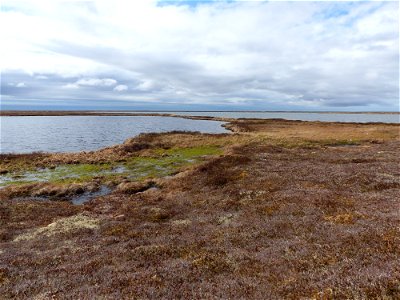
[0,116,228,154]
[107,111,400,123]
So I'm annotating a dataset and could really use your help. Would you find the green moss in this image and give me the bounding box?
[0,163,116,187]
[0,180,36,186]
[0,146,223,188]
[48,164,115,183]
[125,146,222,181]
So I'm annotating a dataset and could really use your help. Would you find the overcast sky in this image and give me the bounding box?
[1,0,399,111]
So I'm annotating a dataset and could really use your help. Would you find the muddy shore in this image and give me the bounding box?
[0,118,399,299]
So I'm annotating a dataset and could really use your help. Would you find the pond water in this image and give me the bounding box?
[71,186,111,205]
[0,116,228,153]
[105,111,400,123]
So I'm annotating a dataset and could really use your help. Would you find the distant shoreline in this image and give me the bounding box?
[0,110,399,116]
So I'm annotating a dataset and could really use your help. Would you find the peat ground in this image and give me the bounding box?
[0,119,399,299]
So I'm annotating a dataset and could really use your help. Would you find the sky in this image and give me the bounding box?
[0,0,399,111]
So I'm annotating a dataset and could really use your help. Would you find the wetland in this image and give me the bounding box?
[0,115,399,299]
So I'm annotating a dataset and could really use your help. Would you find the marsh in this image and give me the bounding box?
[1,117,399,299]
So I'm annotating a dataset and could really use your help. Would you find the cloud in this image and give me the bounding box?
[134,80,161,92]
[62,83,79,89]
[114,84,128,92]
[0,0,398,110]
[62,77,117,89]
[16,82,27,88]
[76,78,117,87]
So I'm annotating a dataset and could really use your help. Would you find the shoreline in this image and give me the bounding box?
[1,117,400,156]
[1,117,399,166]
[1,111,399,128]
[1,118,399,298]
[1,110,399,116]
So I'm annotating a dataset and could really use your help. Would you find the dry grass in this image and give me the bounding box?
[0,119,399,299]
[226,118,400,142]
[13,214,99,242]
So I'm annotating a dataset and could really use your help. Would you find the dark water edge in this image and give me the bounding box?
[0,116,228,154]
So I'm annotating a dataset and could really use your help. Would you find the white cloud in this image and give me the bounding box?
[0,0,398,110]
[134,80,159,92]
[76,78,117,87]
[16,82,27,88]
[114,84,128,92]
[61,83,79,89]
[61,77,118,90]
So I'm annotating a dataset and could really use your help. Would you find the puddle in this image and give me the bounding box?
[71,185,111,205]
[0,160,183,188]
[112,166,127,173]
[12,185,112,205]
[0,165,126,187]
[0,168,54,186]
[1,146,223,206]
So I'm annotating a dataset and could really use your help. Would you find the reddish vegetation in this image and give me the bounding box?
[0,119,399,299]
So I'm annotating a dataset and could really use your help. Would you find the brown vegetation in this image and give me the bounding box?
[0,131,234,173]
[0,118,399,299]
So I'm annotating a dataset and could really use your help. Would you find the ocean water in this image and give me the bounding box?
[0,116,228,153]
[104,111,400,123]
